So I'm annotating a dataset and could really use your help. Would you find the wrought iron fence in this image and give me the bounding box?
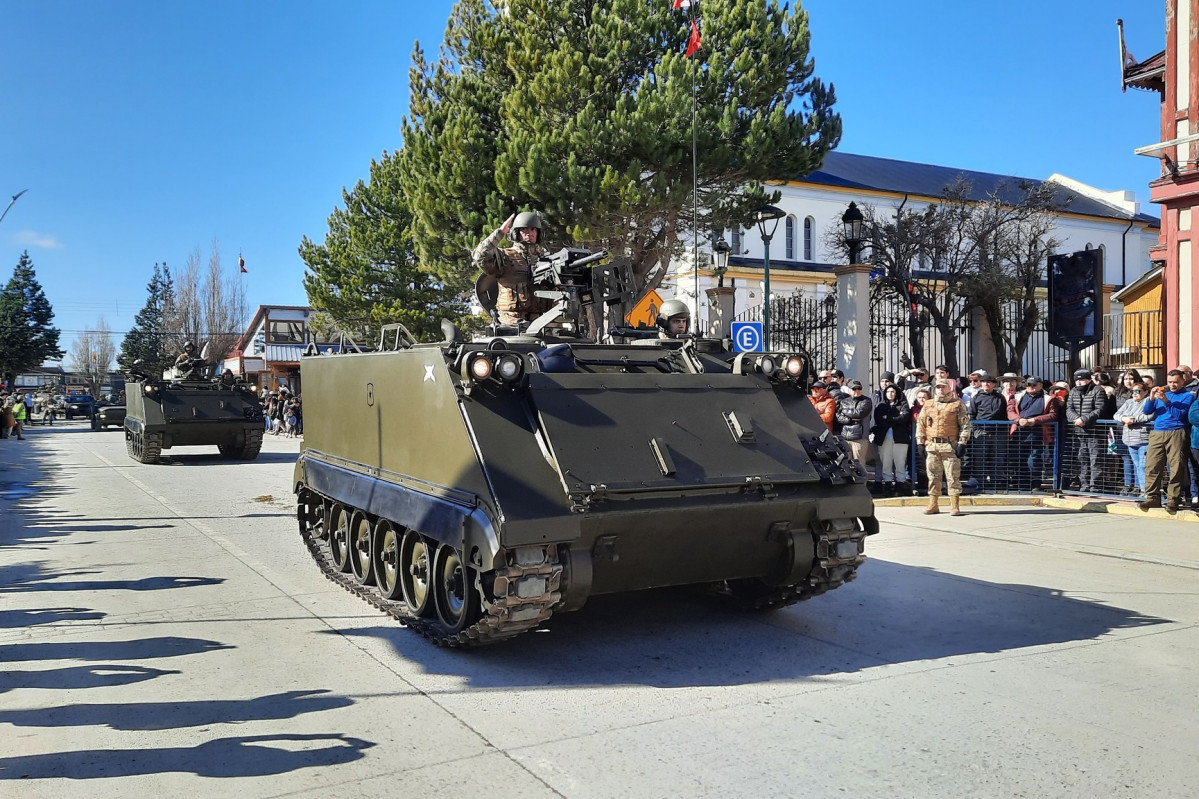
[996,298,1058,381]
[734,293,838,370]
[868,291,972,387]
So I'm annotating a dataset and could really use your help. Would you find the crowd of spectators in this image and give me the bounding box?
[807,362,1199,513]
[262,387,302,438]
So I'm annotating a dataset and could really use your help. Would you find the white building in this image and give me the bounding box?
[672,151,1160,327]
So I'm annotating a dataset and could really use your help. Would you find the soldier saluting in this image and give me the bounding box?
[473,211,550,325]
[915,377,972,516]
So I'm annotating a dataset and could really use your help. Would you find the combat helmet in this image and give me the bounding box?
[656,298,691,334]
[512,211,542,232]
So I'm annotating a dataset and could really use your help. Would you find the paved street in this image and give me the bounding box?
[2,422,1198,797]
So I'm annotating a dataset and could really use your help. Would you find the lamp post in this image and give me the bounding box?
[841,201,866,264]
[0,189,28,228]
[712,235,731,287]
[752,204,786,349]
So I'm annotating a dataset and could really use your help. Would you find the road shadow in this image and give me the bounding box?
[329,557,1170,688]
[0,689,354,731]
[3,574,225,594]
[0,636,233,663]
[0,607,106,627]
[151,451,298,466]
[0,664,182,694]
[0,733,375,780]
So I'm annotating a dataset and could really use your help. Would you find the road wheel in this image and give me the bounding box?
[399,529,433,616]
[373,521,402,600]
[433,543,480,634]
[297,490,325,542]
[328,503,352,573]
[347,511,374,585]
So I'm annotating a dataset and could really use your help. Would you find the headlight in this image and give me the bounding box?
[496,354,523,382]
[784,356,804,377]
[469,355,493,380]
[144,385,157,396]
[757,355,777,375]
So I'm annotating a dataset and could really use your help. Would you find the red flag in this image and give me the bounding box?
[684,18,701,58]
[239,256,247,274]
[672,0,692,8]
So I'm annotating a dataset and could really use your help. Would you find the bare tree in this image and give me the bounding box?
[68,317,117,395]
[829,179,1064,377]
[163,239,249,364]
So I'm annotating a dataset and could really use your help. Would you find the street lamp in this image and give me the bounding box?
[752,204,786,349]
[712,235,731,287]
[0,189,28,227]
[842,201,867,264]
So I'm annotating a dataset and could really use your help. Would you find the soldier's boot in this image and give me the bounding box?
[949,496,963,516]
[924,497,940,515]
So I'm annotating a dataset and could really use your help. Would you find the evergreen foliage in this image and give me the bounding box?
[397,0,841,291]
[0,251,63,384]
[300,151,473,343]
[117,263,176,375]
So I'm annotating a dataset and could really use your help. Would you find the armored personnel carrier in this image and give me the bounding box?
[124,355,264,464]
[294,248,876,647]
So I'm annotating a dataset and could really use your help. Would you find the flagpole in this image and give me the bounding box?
[690,1,699,325]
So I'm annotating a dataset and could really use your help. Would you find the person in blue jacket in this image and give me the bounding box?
[1139,369,1196,513]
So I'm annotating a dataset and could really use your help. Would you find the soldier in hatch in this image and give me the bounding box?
[656,299,691,339]
[473,211,551,325]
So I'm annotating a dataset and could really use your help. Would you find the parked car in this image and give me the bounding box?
[65,394,95,420]
[91,402,127,430]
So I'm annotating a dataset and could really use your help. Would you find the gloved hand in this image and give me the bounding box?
[955,443,966,459]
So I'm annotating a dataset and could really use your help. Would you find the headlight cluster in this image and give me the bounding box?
[143,384,158,396]
[461,351,525,386]
[734,353,806,383]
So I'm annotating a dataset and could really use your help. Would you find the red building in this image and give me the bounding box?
[1122,7,1199,368]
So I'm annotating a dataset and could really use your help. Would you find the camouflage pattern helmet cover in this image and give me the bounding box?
[512,211,542,231]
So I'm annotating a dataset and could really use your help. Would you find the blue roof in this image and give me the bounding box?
[801,152,1159,226]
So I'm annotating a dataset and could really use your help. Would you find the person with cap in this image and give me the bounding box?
[1007,376,1060,491]
[915,378,971,515]
[808,382,837,433]
[970,373,1009,489]
[1140,369,1196,512]
[473,211,550,325]
[835,380,873,472]
[1065,367,1106,493]
[1049,380,1070,405]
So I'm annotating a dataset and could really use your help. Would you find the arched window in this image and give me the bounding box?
[732,226,742,254]
[785,216,796,260]
[803,216,815,261]
[1084,242,1093,250]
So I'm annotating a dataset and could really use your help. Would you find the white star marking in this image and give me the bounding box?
[423,364,436,383]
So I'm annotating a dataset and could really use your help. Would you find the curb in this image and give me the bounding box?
[874,493,1199,523]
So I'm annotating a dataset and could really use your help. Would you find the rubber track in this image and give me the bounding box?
[296,491,562,648]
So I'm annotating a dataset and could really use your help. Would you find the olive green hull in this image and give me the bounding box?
[124,379,264,455]
[294,345,875,611]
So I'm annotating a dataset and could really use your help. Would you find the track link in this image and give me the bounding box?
[297,489,562,648]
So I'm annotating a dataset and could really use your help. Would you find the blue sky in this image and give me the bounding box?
[0,1,1166,361]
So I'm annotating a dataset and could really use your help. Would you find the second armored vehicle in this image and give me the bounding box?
[124,356,264,463]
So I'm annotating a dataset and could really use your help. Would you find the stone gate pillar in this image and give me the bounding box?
[705,286,735,340]
[833,263,873,383]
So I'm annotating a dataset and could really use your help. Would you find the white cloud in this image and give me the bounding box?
[13,230,64,249]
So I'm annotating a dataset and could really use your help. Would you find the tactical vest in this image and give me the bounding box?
[923,398,964,440]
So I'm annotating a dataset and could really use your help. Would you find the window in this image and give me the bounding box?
[803,216,815,261]
[268,320,305,343]
[732,226,742,254]
[785,216,796,260]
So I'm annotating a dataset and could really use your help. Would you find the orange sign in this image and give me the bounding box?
[625,289,665,329]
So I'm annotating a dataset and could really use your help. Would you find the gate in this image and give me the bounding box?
[868,291,973,387]
[734,293,837,370]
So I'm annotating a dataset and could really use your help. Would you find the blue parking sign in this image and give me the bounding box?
[731,321,763,353]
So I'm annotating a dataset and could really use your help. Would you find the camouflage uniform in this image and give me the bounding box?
[473,227,548,325]
[916,387,971,510]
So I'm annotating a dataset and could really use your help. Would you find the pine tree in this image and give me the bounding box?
[397,0,841,291]
[0,251,63,385]
[300,151,473,343]
[117,263,175,375]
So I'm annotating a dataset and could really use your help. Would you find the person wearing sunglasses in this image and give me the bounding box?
[1117,383,1153,498]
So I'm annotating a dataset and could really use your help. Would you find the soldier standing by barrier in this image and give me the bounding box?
[915,379,971,516]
